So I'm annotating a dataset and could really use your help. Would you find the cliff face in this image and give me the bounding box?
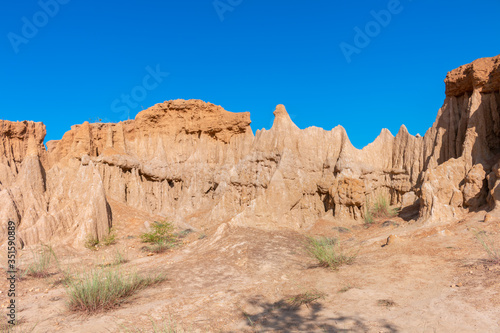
[419,55,500,222]
[2,55,500,247]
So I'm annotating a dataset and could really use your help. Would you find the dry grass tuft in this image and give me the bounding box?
[66,268,166,313]
[473,229,500,264]
[365,194,398,224]
[286,290,327,309]
[25,245,57,278]
[306,237,356,270]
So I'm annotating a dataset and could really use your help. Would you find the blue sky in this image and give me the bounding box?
[1,0,499,148]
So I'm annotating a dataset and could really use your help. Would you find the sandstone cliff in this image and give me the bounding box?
[1,55,499,247]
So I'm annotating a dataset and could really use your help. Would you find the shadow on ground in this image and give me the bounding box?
[238,296,399,332]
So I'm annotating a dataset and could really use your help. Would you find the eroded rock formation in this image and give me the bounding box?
[2,55,500,247]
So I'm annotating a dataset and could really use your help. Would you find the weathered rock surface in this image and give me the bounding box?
[419,55,500,222]
[0,121,111,247]
[1,55,500,246]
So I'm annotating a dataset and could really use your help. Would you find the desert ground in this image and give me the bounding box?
[2,199,500,333]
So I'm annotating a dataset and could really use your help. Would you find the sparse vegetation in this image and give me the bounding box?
[102,228,117,246]
[141,221,176,245]
[175,229,193,238]
[142,242,174,254]
[306,237,356,270]
[473,229,500,264]
[333,226,351,233]
[377,299,397,308]
[364,206,374,225]
[140,221,178,254]
[66,268,166,313]
[0,319,36,333]
[364,194,398,225]
[98,250,129,268]
[338,285,353,293]
[25,245,57,278]
[113,250,129,265]
[86,229,117,249]
[286,290,327,309]
[84,234,100,250]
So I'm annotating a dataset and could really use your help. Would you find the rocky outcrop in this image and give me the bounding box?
[0,121,111,247]
[2,55,500,246]
[419,55,500,222]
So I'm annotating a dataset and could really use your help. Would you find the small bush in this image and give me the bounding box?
[85,235,100,250]
[306,237,356,270]
[25,245,57,278]
[102,228,117,246]
[364,194,398,224]
[474,229,500,264]
[67,268,166,313]
[286,290,326,309]
[141,221,176,245]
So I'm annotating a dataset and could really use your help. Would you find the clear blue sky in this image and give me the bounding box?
[2,0,499,148]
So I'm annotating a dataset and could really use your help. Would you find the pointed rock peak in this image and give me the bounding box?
[273,104,289,118]
[371,128,394,145]
[271,104,299,131]
[379,128,394,138]
[332,124,347,133]
[361,128,394,152]
[397,124,409,136]
[332,125,349,141]
[332,125,356,150]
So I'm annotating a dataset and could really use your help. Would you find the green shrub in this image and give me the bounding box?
[140,221,176,245]
[306,237,356,270]
[67,268,166,313]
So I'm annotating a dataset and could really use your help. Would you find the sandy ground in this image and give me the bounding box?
[1,202,500,333]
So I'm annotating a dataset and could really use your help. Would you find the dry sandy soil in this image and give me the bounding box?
[2,201,500,333]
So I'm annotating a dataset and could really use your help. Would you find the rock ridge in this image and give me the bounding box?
[2,55,500,246]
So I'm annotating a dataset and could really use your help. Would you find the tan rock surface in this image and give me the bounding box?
[1,55,500,245]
